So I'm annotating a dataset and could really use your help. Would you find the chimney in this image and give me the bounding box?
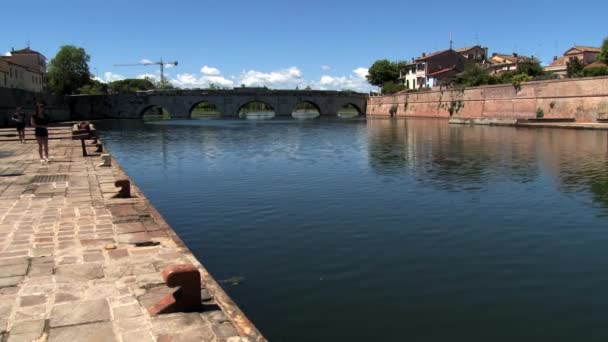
[513,53,518,57]
[422,52,426,58]
[411,57,414,62]
[553,56,558,61]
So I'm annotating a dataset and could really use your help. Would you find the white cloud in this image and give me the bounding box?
[314,67,375,92]
[321,65,332,71]
[136,73,159,81]
[140,59,154,64]
[201,65,221,75]
[238,67,304,88]
[4,51,11,56]
[115,65,377,92]
[353,67,368,79]
[99,72,125,83]
[171,73,234,89]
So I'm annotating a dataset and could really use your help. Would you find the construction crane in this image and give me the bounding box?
[114,58,178,88]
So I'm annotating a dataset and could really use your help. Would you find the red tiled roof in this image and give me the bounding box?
[427,66,456,77]
[416,49,450,61]
[566,46,601,54]
[584,61,608,69]
[11,47,46,59]
[548,56,568,67]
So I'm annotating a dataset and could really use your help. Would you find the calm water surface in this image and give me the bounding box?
[97,118,608,342]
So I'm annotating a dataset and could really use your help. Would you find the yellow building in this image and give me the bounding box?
[0,47,46,92]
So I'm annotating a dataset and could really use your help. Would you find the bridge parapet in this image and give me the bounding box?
[69,89,367,119]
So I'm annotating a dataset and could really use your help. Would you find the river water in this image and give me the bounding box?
[97,117,608,342]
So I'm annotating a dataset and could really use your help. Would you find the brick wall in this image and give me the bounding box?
[367,76,608,122]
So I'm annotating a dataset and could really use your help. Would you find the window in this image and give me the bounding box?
[9,68,12,77]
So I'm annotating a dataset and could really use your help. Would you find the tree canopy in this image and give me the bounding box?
[367,59,400,87]
[47,45,92,95]
[108,78,156,93]
[599,37,608,63]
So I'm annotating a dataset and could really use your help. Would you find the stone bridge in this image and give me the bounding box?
[70,88,368,119]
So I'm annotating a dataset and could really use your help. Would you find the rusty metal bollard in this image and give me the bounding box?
[114,179,131,198]
[148,264,202,316]
[95,143,103,152]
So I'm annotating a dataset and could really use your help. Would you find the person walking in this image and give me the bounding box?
[11,106,27,143]
[30,103,49,162]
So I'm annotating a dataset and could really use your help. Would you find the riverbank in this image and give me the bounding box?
[0,126,265,342]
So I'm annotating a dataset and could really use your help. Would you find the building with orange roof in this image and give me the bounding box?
[544,46,601,77]
[0,47,46,92]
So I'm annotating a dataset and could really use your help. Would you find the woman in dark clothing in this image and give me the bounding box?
[31,103,49,162]
[11,107,27,143]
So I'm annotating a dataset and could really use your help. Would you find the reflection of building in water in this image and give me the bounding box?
[366,119,608,202]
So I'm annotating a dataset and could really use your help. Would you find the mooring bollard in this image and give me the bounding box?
[114,179,131,198]
[95,143,103,152]
[148,264,202,316]
[99,154,111,167]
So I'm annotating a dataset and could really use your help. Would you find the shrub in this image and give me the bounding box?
[583,67,608,77]
[536,108,544,118]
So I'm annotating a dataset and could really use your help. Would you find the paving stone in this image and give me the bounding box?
[0,286,19,295]
[7,331,43,342]
[83,252,104,262]
[30,256,54,265]
[115,316,148,332]
[0,263,29,278]
[0,257,28,267]
[54,292,80,303]
[212,322,240,338]
[150,313,207,335]
[10,319,45,335]
[27,263,54,277]
[48,322,117,342]
[108,249,129,260]
[122,330,154,342]
[20,295,47,307]
[50,299,110,327]
[0,276,23,288]
[112,303,143,319]
[54,263,103,282]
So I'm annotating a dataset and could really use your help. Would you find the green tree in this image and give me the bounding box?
[516,60,544,77]
[107,78,156,93]
[566,57,584,78]
[598,37,608,63]
[381,81,405,94]
[47,45,92,95]
[78,79,108,95]
[367,59,400,87]
[451,63,492,87]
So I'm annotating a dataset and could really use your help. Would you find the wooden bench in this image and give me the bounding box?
[72,124,99,156]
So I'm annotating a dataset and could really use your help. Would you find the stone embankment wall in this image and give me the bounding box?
[367,76,608,122]
[0,88,70,127]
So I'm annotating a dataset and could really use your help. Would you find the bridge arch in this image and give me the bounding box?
[140,104,172,119]
[237,100,276,119]
[337,102,363,117]
[292,101,322,119]
[189,100,223,118]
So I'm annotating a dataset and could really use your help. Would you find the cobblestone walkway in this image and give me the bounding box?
[0,127,264,342]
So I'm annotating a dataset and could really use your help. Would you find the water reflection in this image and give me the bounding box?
[367,118,608,207]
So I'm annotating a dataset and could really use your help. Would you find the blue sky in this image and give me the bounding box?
[2,0,606,91]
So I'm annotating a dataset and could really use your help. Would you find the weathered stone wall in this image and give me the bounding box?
[69,89,368,119]
[367,76,608,122]
[0,88,70,127]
